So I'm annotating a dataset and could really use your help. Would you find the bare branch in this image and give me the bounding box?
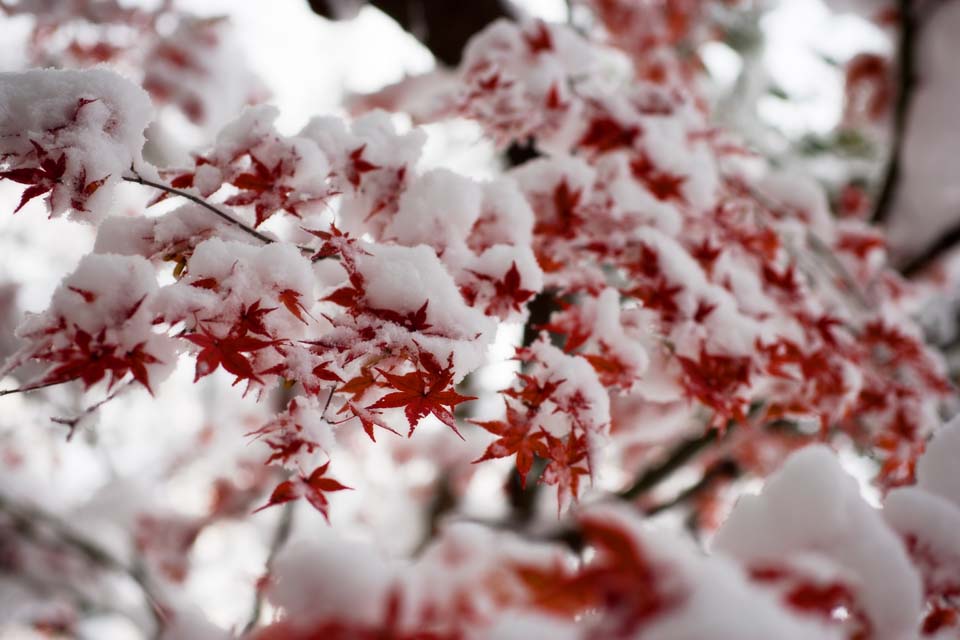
[617,427,724,501]
[0,492,169,636]
[244,502,296,633]
[0,379,70,398]
[872,0,917,225]
[122,171,320,258]
[50,379,136,441]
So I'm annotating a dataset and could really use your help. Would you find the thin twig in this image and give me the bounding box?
[244,502,296,633]
[123,171,275,244]
[122,171,318,257]
[0,378,70,398]
[50,379,136,441]
[872,0,916,225]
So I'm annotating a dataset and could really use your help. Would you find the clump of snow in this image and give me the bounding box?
[713,445,923,640]
[0,68,153,222]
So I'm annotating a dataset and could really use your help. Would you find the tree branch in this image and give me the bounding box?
[644,458,740,517]
[244,501,295,633]
[871,0,917,225]
[50,378,135,441]
[122,171,319,258]
[0,493,168,636]
[617,427,725,501]
[0,378,70,398]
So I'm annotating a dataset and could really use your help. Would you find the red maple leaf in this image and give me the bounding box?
[689,239,722,273]
[346,145,380,188]
[523,21,553,53]
[339,401,399,442]
[41,329,161,394]
[630,155,686,204]
[540,431,591,511]
[535,179,584,239]
[472,401,548,487]
[1,149,67,212]
[584,342,635,389]
[504,372,565,408]
[627,278,683,324]
[235,300,277,337]
[184,328,280,385]
[677,347,752,425]
[278,289,310,324]
[254,462,351,522]
[578,116,641,154]
[471,262,536,316]
[367,351,475,438]
[368,300,432,332]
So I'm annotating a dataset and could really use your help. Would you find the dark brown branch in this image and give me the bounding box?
[871,0,917,225]
[617,427,724,500]
[122,172,320,258]
[307,0,509,67]
[644,458,740,517]
[898,216,960,277]
[123,171,276,244]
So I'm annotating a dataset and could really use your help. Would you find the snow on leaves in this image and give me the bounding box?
[0,254,174,394]
[0,69,152,222]
[0,16,955,615]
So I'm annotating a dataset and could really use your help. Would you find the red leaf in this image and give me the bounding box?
[367,351,475,438]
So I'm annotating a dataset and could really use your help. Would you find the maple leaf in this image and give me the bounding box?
[368,300,432,332]
[40,329,161,394]
[762,264,799,295]
[278,288,310,324]
[124,343,163,395]
[339,401,399,442]
[338,368,378,403]
[693,300,716,323]
[470,263,536,316]
[254,462,350,522]
[504,372,564,408]
[627,278,683,324]
[578,116,640,154]
[634,243,661,279]
[536,179,583,238]
[689,239,722,273]
[1,150,67,212]
[69,166,110,212]
[584,342,635,389]
[346,145,380,188]
[472,401,548,487]
[304,223,360,261]
[235,300,276,337]
[368,351,475,438]
[515,512,683,635]
[629,154,687,204]
[184,328,280,385]
[540,432,591,512]
[677,347,752,425]
[523,21,553,53]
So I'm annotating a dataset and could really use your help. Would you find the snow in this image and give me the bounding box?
[0,68,153,221]
[713,445,923,640]
[916,413,960,508]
